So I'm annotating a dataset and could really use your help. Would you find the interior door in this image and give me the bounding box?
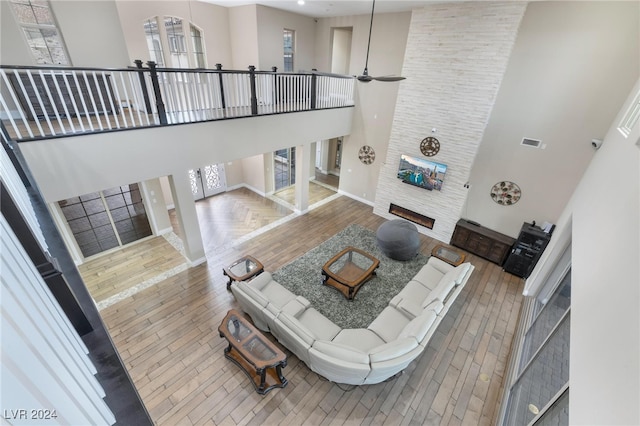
[189,163,226,200]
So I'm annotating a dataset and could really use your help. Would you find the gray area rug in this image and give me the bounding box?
[272,224,428,329]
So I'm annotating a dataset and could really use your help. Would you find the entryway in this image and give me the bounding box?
[189,163,227,200]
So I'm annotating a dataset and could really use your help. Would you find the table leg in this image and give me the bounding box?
[276,364,288,386]
[257,368,267,393]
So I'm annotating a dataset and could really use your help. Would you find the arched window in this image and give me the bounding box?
[9,0,70,65]
[143,16,206,69]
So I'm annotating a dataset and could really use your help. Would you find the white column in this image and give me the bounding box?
[294,144,311,213]
[168,172,206,266]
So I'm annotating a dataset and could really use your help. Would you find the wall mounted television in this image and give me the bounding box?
[397,154,447,191]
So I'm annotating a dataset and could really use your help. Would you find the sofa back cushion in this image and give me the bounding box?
[422,276,456,307]
[277,311,316,346]
[369,337,419,363]
[312,340,370,365]
[399,309,438,343]
[236,281,269,307]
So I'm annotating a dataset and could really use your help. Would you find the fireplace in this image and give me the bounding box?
[389,204,435,229]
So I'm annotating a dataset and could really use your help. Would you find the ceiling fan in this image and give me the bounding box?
[358,0,406,83]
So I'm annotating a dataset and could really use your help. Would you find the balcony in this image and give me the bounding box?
[0,62,355,143]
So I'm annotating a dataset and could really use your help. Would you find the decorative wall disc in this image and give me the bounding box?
[490,181,521,205]
[358,145,376,165]
[420,136,440,157]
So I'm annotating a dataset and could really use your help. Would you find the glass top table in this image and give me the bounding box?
[431,244,466,266]
[321,246,380,300]
[218,310,288,394]
[222,255,264,289]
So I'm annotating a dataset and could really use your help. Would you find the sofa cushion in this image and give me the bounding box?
[368,306,411,343]
[412,263,446,291]
[236,281,269,307]
[369,337,419,363]
[277,312,316,346]
[333,328,386,353]
[441,262,471,287]
[298,308,341,342]
[420,299,444,314]
[423,276,456,307]
[261,280,296,309]
[312,340,369,364]
[281,296,311,317]
[399,309,438,343]
[247,271,273,291]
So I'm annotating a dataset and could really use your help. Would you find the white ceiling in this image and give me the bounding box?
[199,0,438,18]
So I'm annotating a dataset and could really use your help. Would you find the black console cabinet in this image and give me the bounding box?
[503,223,551,278]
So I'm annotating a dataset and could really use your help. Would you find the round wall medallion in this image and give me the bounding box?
[358,145,376,164]
[420,136,440,157]
[490,181,521,205]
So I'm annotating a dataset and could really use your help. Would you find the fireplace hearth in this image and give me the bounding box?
[389,204,434,229]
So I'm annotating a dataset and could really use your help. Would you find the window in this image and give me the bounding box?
[190,24,206,68]
[143,16,206,69]
[58,184,152,258]
[9,0,70,65]
[143,17,165,67]
[499,245,571,426]
[283,29,295,72]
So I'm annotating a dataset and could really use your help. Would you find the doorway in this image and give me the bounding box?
[274,148,296,191]
[189,163,227,200]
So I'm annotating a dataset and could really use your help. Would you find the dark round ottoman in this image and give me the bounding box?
[376,219,420,261]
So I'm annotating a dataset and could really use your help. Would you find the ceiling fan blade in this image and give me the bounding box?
[357,0,405,84]
[309,70,353,79]
[372,76,406,82]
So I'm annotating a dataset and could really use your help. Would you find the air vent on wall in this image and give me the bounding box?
[521,137,542,148]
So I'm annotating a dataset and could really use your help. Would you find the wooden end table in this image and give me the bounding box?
[223,255,264,289]
[218,310,288,395]
[431,244,466,266]
[321,246,380,300]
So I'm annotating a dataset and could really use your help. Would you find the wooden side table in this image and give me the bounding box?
[218,310,288,395]
[431,244,466,266]
[223,255,264,289]
[321,246,380,300]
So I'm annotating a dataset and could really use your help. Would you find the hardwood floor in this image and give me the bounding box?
[98,195,524,425]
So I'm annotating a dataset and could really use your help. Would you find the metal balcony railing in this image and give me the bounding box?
[0,61,355,142]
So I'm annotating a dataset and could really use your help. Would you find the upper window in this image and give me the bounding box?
[143,16,206,69]
[283,29,295,72]
[9,0,70,65]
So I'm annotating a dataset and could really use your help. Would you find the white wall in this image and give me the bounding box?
[466,1,639,237]
[228,5,259,69]
[570,80,639,425]
[256,5,316,72]
[18,108,353,203]
[374,2,527,242]
[115,0,232,68]
[315,12,411,205]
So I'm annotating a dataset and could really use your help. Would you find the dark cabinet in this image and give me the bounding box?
[451,219,516,266]
[503,223,551,278]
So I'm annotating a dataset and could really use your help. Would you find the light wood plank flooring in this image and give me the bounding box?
[78,235,186,303]
[273,181,337,207]
[98,195,524,425]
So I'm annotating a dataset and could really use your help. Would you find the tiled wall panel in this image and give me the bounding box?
[374,2,526,242]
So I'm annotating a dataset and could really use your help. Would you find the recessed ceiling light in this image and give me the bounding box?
[298,0,305,5]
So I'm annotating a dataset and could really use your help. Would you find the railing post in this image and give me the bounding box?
[146,61,167,125]
[215,63,227,113]
[272,66,279,108]
[248,65,258,115]
[133,60,152,114]
[310,69,317,110]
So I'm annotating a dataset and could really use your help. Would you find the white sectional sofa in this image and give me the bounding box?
[230,256,474,385]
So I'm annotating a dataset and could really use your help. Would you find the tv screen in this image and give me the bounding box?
[397,154,447,191]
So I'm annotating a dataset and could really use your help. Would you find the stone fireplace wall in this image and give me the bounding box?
[373,2,527,243]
